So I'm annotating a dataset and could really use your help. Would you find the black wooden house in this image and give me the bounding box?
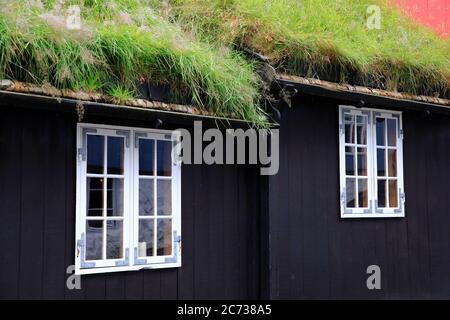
[1,72,449,299]
[1,0,449,300]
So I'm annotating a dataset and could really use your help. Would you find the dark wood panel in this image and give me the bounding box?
[0,111,22,299]
[42,113,69,299]
[269,95,450,299]
[18,112,47,299]
[0,107,260,300]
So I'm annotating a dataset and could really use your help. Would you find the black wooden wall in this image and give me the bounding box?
[1,94,449,300]
[268,94,450,299]
[0,106,261,300]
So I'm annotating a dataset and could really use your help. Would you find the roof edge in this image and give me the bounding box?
[276,74,450,114]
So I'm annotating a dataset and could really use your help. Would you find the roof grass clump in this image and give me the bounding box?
[0,0,266,125]
[170,0,449,98]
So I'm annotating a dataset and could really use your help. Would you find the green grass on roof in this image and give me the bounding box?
[0,0,448,126]
[170,0,449,97]
[0,0,266,126]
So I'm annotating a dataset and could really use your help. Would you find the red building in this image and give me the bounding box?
[394,0,449,38]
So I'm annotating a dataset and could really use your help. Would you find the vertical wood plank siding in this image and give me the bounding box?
[0,107,261,300]
[268,94,450,299]
[1,94,449,299]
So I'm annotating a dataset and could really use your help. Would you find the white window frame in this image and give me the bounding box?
[75,123,181,275]
[339,106,405,218]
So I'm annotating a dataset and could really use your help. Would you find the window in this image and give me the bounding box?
[339,106,405,218]
[75,124,181,274]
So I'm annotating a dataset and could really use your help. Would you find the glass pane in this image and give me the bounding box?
[86,220,103,260]
[139,139,154,176]
[377,149,386,177]
[86,177,104,217]
[138,219,154,257]
[387,118,397,147]
[389,180,398,208]
[139,179,154,216]
[357,147,367,176]
[345,146,355,176]
[157,219,172,256]
[106,220,123,259]
[356,116,367,145]
[157,140,172,176]
[107,137,124,175]
[377,179,387,208]
[107,179,123,217]
[87,135,104,174]
[388,149,397,177]
[358,179,368,208]
[344,114,355,144]
[346,178,356,208]
[376,118,386,146]
[157,180,172,215]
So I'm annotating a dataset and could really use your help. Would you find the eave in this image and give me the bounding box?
[0,81,265,129]
[276,74,450,116]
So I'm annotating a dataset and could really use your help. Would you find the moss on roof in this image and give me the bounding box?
[170,0,449,98]
[0,0,449,126]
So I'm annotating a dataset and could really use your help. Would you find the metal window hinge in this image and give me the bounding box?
[133,247,147,265]
[115,248,130,266]
[116,130,130,148]
[79,128,97,161]
[77,232,96,269]
[164,231,180,263]
[134,132,148,148]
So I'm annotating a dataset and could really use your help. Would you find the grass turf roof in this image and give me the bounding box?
[0,0,266,126]
[0,1,448,127]
[169,0,449,98]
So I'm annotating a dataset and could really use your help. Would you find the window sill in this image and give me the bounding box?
[75,261,182,275]
[340,212,405,219]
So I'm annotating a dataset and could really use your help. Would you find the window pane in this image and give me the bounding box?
[157,180,172,215]
[107,137,124,175]
[344,114,355,144]
[86,177,104,217]
[107,178,123,217]
[157,219,172,256]
[86,220,103,260]
[357,147,367,176]
[389,180,398,208]
[346,178,356,208]
[376,118,385,146]
[388,149,397,177]
[356,116,367,145]
[139,179,154,216]
[377,148,386,176]
[345,146,355,176]
[358,179,368,208]
[106,220,123,259]
[139,139,154,176]
[138,219,154,257]
[377,179,387,208]
[87,135,104,174]
[387,118,397,147]
[157,141,172,176]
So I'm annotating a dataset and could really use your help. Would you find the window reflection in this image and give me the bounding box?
[157,141,172,176]
[87,135,104,174]
[86,220,103,260]
[107,137,124,175]
[157,219,172,256]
